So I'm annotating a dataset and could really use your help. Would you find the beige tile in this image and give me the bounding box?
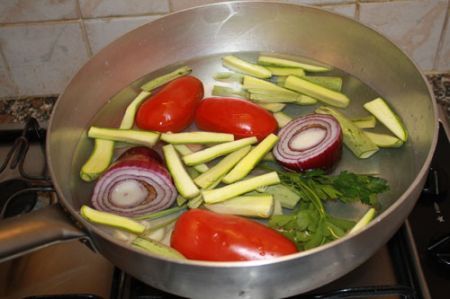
[0,0,78,24]
[322,3,357,18]
[359,0,448,71]
[79,0,169,18]
[0,22,90,97]
[436,12,450,71]
[84,16,161,54]
[0,56,18,98]
[170,0,353,11]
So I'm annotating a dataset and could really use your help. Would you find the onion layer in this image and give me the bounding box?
[91,147,177,217]
[273,114,342,172]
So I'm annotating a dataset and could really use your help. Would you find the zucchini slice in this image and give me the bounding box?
[273,112,293,127]
[349,208,376,234]
[303,76,343,92]
[352,115,377,129]
[204,194,274,218]
[88,127,160,147]
[363,97,408,142]
[194,146,251,189]
[80,139,114,182]
[163,144,200,199]
[258,55,331,72]
[222,55,272,79]
[285,75,350,108]
[173,145,209,173]
[80,205,145,234]
[140,66,192,91]
[202,172,280,204]
[364,131,404,148]
[258,103,286,112]
[243,75,297,94]
[132,238,186,260]
[265,66,305,77]
[316,106,379,159]
[213,72,244,83]
[212,85,249,99]
[182,137,258,166]
[120,91,151,129]
[161,132,234,144]
[222,134,279,184]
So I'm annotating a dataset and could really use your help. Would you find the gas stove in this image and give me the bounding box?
[0,117,448,299]
[108,125,450,299]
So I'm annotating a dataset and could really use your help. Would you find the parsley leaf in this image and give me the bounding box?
[261,163,389,250]
[331,171,389,205]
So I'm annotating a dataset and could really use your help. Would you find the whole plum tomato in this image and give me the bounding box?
[194,97,278,141]
[170,209,298,261]
[135,76,204,132]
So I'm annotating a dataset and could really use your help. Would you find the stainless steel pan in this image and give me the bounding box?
[0,2,442,298]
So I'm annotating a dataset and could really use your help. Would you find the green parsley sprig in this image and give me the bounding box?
[262,164,389,250]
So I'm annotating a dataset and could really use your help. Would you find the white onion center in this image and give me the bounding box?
[291,127,326,150]
[110,179,148,207]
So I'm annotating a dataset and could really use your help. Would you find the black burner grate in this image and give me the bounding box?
[0,117,54,219]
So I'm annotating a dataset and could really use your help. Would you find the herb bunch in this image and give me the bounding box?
[263,165,389,250]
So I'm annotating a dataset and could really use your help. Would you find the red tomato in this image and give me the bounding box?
[135,76,204,132]
[194,97,278,141]
[170,209,298,261]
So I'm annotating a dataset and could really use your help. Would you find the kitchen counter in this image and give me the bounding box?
[0,96,57,124]
[0,74,448,124]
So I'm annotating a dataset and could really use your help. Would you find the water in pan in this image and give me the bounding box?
[71,51,417,233]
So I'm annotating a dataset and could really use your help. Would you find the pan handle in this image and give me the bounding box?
[437,103,450,141]
[0,204,87,263]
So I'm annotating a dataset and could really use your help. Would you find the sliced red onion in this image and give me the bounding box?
[91,147,177,217]
[273,114,343,172]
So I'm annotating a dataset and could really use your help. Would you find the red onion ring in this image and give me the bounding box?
[273,114,343,172]
[91,147,177,217]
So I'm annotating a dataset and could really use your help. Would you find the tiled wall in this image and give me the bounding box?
[0,0,449,99]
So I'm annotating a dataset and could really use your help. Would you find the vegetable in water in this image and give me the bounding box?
[163,144,200,199]
[80,139,115,182]
[202,171,280,204]
[222,55,272,79]
[136,76,204,132]
[363,131,404,148]
[266,167,389,249]
[133,237,186,260]
[182,136,257,166]
[363,97,408,142]
[284,75,350,108]
[351,115,377,129]
[161,131,234,144]
[91,147,177,217]
[259,102,286,112]
[348,208,376,234]
[80,67,191,182]
[273,114,343,172]
[194,97,278,141]
[88,126,160,148]
[315,106,379,159]
[204,194,274,218]
[258,184,300,209]
[170,209,297,261]
[257,55,331,72]
[80,205,146,234]
[273,111,292,128]
[194,145,252,189]
[140,66,192,91]
[222,133,279,183]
